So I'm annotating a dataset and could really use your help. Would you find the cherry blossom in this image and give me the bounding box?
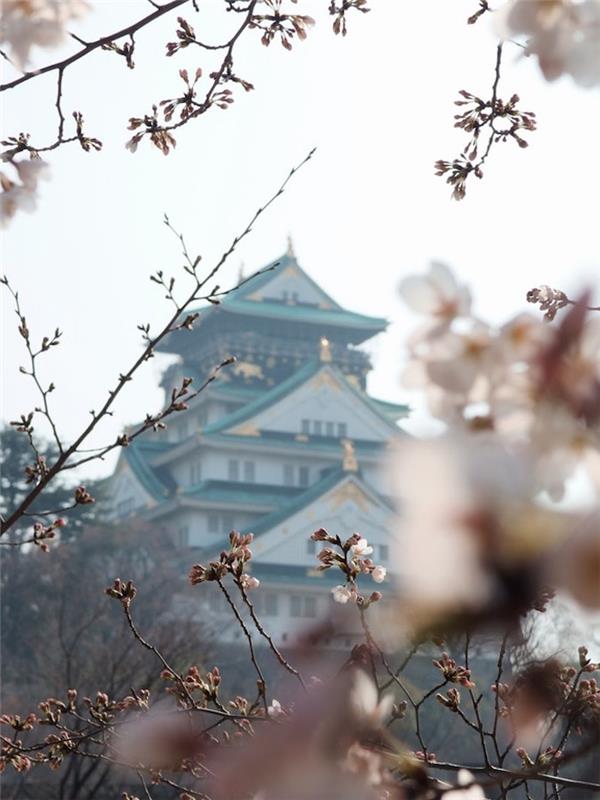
[240,573,260,590]
[496,0,600,88]
[371,565,387,584]
[348,670,393,729]
[399,261,471,328]
[445,769,487,799]
[0,0,89,69]
[332,584,353,604]
[0,159,50,228]
[351,537,373,556]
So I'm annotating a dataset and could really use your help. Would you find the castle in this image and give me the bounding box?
[110,243,408,643]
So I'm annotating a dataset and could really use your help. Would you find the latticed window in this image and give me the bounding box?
[299,466,309,487]
[228,459,239,481]
[243,461,255,482]
[283,464,294,486]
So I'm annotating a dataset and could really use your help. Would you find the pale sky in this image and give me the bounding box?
[2,0,599,479]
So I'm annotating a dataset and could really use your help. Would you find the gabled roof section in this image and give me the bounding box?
[204,359,322,434]
[204,361,404,439]
[170,253,387,344]
[234,251,341,311]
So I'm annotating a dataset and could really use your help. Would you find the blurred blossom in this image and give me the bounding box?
[114,704,197,770]
[348,670,393,731]
[1,159,50,228]
[206,670,397,800]
[390,436,573,627]
[495,0,600,87]
[444,769,487,799]
[0,0,89,68]
[548,512,600,609]
[399,263,600,499]
[399,261,471,335]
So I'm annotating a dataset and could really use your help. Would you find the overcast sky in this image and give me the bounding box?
[2,0,600,479]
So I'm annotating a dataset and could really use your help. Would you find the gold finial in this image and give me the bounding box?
[286,234,295,258]
[341,438,358,472]
[320,336,332,363]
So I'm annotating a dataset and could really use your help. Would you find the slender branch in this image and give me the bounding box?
[0,148,315,536]
[0,0,191,92]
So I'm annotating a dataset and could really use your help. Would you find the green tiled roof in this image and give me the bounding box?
[182,479,302,508]
[372,398,411,420]
[216,297,387,332]
[123,439,174,501]
[242,466,347,537]
[182,253,387,336]
[202,430,385,455]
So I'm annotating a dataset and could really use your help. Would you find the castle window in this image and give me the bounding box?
[283,464,294,486]
[265,593,279,616]
[177,526,189,547]
[304,596,317,618]
[298,466,309,487]
[291,595,317,618]
[208,513,219,533]
[301,419,310,434]
[228,459,240,481]
[256,592,279,617]
[379,544,389,562]
[337,422,347,438]
[243,461,255,483]
[307,538,316,555]
[325,421,335,437]
[313,420,322,436]
[290,595,302,617]
[189,462,201,485]
[221,513,234,533]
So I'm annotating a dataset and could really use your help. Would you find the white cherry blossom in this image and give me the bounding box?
[348,670,393,729]
[1,0,89,69]
[332,585,352,604]
[371,565,387,584]
[399,261,471,326]
[240,574,260,590]
[351,537,373,556]
[445,769,487,799]
[1,159,50,228]
[496,0,600,88]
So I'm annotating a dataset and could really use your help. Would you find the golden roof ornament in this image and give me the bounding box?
[320,336,332,363]
[341,438,358,472]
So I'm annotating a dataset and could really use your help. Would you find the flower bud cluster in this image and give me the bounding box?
[432,652,475,688]
[32,516,66,551]
[188,531,258,589]
[105,578,137,606]
[310,529,387,606]
[436,687,461,712]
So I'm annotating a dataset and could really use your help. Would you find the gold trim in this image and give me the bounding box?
[228,422,260,437]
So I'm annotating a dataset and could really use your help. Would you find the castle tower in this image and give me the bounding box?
[109,246,409,643]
